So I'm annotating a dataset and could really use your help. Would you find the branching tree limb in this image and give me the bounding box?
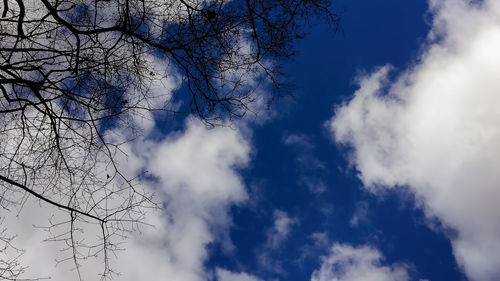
[0,0,340,279]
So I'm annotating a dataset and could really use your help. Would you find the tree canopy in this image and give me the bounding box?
[0,0,339,279]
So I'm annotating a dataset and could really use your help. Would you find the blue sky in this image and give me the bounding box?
[8,0,500,280]
[207,1,463,280]
[204,1,500,280]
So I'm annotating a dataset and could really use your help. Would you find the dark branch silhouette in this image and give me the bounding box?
[0,0,340,279]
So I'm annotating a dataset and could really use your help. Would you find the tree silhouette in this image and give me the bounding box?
[0,0,339,279]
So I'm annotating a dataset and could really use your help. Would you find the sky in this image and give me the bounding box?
[5,0,500,280]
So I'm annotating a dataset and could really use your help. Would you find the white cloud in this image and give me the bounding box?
[216,268,264,281]
[1,119,252,281]
[329,0,500,280]
[310,243,409,281]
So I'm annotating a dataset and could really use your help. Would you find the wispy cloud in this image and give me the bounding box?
[299,232,331,262]
[283,134,325,170]
[216,268,264,281]
[349,201,370,228]
[283,134,328,194]
[265,210,299,249]
[256,210,298,275]
[310,243,409,281]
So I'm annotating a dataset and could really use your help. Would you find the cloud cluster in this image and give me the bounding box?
[310,243,409,281]
[2,119,254,281]
[329,0,500,280]
[116,120,252,281]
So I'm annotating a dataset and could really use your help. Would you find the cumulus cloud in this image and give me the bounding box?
[329,0,500,280]
[2,119,253,281]
[310,243,409,281]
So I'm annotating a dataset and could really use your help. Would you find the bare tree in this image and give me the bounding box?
[0,0,339,279]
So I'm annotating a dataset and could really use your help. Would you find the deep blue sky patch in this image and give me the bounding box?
[207,1,467,281]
